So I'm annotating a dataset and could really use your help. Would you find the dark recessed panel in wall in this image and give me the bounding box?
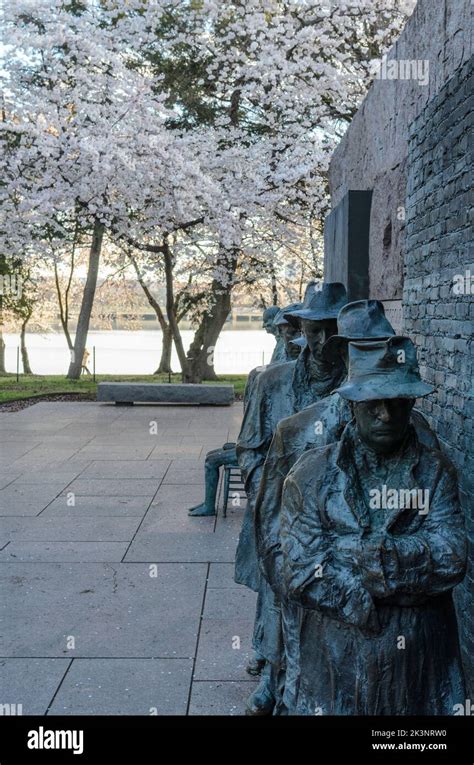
[324,190,372,300]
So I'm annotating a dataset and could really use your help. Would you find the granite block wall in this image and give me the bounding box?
[328,0,472,301]
[326,0,473,697]
[403,55,473,695]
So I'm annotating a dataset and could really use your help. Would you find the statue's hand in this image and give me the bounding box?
[356,534,390,599]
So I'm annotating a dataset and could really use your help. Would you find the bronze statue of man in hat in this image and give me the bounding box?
[240,303,304,414]
[262,305,284,363]
[187,304,301,518]
[255,301,439,712]
[280,337,466,714]
[235,281,348,714]
[272,304,304,362]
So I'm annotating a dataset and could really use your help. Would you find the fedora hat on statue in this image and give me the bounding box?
[273,303,303,327]
[262,305,280,323]
[334,336,435,402]
[283,282,348,327]
[323,299,395,358]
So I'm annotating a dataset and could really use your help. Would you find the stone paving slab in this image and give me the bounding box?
[140,503,216,535]
[163,456,205,466]
[124,529,239,563]
[0,518,29,547]
[80,460,171,480]
[0,401,254,715]
[1,561,207,658]
[15,445,85,463]
[189,681,257,716]
[75,446,155,460]
[8,456,83,472]
[0,658,71,714]
[0,473,20,490]
[48,658,193,715]
[194,615,257,682]
[0,542,131,562]
[64,478,162,497]
[41,495,153,518]
[11,467,89,485]
[202,587,258,621]
[148,444,203,458]
[207,563,242,588]
[0,517,142,542]
[150,482,209,506]
[0,444,41,466]
[0,483,71,516]
[162,466,206,485]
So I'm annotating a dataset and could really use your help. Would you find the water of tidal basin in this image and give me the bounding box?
[3,330,277,375]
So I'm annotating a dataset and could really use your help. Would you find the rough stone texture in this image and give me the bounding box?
[327,0,472,695]
[328,0,472,300]
[403,56,473,694]
[97,382,234,406]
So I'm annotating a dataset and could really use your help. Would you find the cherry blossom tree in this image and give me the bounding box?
[115,0,415,381]
[0,0,415,381]
[1,0,216,378]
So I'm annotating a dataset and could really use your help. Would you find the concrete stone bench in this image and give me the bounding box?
[97,382,234,406]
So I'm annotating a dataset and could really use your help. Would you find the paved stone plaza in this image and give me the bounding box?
[0,401,258,715]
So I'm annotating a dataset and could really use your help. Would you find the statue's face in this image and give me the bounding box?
[352,398,415,454]
[263,317,277,335]
[279,323,301,358]
[301,319,338,361]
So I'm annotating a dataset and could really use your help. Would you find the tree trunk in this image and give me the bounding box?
[270,264,278,305]
[0,299,6,375]
[163,238,189,376]
[0,333,5,374]
[67,220,104,379]
[183,247,238,384]
[20,317,32,374]
[154,325,173,375]
[181,87,242,385]
[128,253,174,375]
[54,262,74,351]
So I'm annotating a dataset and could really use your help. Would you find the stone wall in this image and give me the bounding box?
[328,0,472,301]
[326,0,473,696]
[403,55,473,695]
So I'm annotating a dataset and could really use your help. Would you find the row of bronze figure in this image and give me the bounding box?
[190,283,467,716]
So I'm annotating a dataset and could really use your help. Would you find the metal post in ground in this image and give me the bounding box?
[16,346,19,382]
[93,346,96,383]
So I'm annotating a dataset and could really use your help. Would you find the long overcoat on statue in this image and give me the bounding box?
[280,422,466,715]
[235,347,345,590]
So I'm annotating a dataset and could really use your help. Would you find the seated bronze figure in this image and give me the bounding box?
[187,304,301,517]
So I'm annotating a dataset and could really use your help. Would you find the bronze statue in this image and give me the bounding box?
[272,304,303,362]
[280,337,466,714]
[235,282,348,714]
[262,305,284,363]
[243,303,302,409]
[254,300,394,710]
[187,304,301,517]
[255,301,440,711]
